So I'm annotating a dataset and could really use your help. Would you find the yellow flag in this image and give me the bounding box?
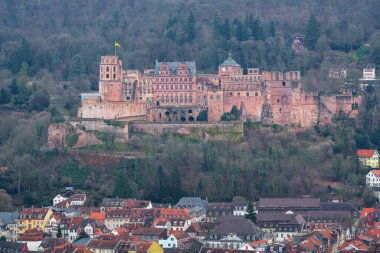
[114,42,121,47]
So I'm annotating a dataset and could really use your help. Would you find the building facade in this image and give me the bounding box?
[78,55,362,127]
[357,149,379,168]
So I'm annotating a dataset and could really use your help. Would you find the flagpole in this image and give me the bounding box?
[114,42,116,56]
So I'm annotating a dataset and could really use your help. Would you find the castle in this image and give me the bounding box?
[78,55,361,127]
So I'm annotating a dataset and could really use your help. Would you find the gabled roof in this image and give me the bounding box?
[258,198,320,208]
[213,216,262,236]
[0,241,26,251]
[369,170,380,177]
[357,149,377,158]
[89,212,105,222]
[72,238,91,247]
[86,239,120,249]
[0,212,19,225]
[360,208,375,219]
[175,197,207,209]
[154,61,196,76]
[220,55,241,67]
[132,227,166,236]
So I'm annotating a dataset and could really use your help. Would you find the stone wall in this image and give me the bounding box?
[129,122,244,139]
[71,120,129,143]
[78,101,146,119]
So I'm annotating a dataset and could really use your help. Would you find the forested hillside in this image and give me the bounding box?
[0,0,380,90]
[1,0,380,210]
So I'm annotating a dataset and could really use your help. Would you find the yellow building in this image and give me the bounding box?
[357,149,380,168]
[16,208,53,235]
[127,241,163,253]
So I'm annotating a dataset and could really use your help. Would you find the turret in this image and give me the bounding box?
[99,56,123,101]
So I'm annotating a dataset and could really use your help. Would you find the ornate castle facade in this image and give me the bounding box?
[78,55,361,127]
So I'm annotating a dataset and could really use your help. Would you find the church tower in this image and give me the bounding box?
[99,56,123,101]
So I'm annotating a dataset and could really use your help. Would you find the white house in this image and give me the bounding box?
[233,203,249,216]
[168,219,191,232]
[69,194,86,206]
[366,170,380,187]
[84,223,94,237]
[159,234,178,248]
[363,66,376,80]
[53,194,68,206]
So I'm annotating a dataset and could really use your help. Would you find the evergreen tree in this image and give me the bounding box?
[212,13,222,37]
[269,21,276,37]
[184,11,195,42]
[157,165,167,200]
[74,230,89,242]
[222,18,231,40]
[245,201,257,224]
[57,225,62,238]
[304,15,320,50]
[0,89,11,104]
[113,172,131,198]
[69,54,86,79]
[252,18,265,41]
[8,79,19,95]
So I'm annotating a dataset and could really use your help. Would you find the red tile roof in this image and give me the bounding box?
[90,212,106,223]
[357,149,377,158]
[360,208,375,219]
[371,170,380,177]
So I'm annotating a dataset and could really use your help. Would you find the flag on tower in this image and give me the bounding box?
[114,42,121,47]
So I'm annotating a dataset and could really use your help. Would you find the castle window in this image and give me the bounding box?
[106,74,109,78]
[106,66,109,72]
[230,92,233,97]
[277,99,280,103]
[255,92,258,96]
[180,85,183,90]
[185,95,188,103]
[113,74,116,79]
[170,85,173,90]
[246,92,249,96]
[185,85,187,90]
[210,95,213,100]
[175,95,178,103]
[279,108,282,112]
[180,95,183,103]
[237,92,240,96]
[216,95,220,100]
[189,95,192,103]
[113,66,116,71]
[282,82,286,87]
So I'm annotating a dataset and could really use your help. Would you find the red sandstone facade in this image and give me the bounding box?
[78,55,362,127]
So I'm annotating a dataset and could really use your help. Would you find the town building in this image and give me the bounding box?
[257,198,320,214]
[0,212,19,242]
[16,208,53,235]
[357,149,380,168]
[202,216,263,249]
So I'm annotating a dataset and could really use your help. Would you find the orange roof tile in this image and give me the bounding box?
[90,212,106,223]
[357,149,377,158]
[248,240,268,247]
[361,208,375,219]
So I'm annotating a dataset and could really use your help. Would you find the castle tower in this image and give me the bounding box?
[218,54,243,89]
[99,56,123,102]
